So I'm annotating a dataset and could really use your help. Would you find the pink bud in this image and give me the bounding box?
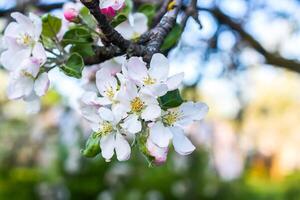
[146,139,168,165]
[100,7,116,18]
[64,8,79,22]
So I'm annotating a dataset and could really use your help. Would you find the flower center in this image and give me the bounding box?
[17,33,33,46]
[101,121,113,135]
[131,97,144,113]
[105,87,115,100]
[21,70,35,79]
[143,75,156,85]
[162,111,180,126]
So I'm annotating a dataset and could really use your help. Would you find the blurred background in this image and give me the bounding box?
[1,0,300,199]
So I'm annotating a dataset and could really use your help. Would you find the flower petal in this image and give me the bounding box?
[100,133,115,161]
[141,83,168,97]
[126,57,147,83]
[167,72,184,91]
[146,138,168,165]
[115,133,131,161]
[32,42,47,65]
[132,13,148,35]
[0,49,31,71]
[149,53,169,81]
[115,20,135,40]
[34,72,49,96]
[149,122,172,148]
[121,114,141,134]
[7,73,33,99]
[141,104,161,121]
[98,107,115,122]
[177,102,209,126]
[170,127,195,155]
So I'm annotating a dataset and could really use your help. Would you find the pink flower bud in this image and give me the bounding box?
[146,139,168,165]
[100,7,116,18]
[64,8,79,22]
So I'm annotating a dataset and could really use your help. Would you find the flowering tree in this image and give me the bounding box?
[0,0,209,165]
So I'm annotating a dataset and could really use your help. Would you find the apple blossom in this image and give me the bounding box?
[125,53,184,97]
[149,102,209,155]
[0,12,44,71]
[100,0,125,18]
[115,13,148,40]
[146,138,168,165]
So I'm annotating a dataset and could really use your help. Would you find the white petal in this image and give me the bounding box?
[0,49,31,71]
[101,58,122,75]
[170,127,195,155]
[98,107,115,122]
[81,91,102,106]
[167,72,184,91]
[141,83,168,97]
[132,13,148,35]
[11,12,34,31]
[96,68,118,97]
[146,138,168,165]
[19,58,41,78]
[98,97,112,105]
[149,53,169,81]
[115,133,131,161]
[4,22,19,38]
[7,73,33,99]
[177,102,209,126]
[29,13,42,39]
[34,73,49,96]
[112,103,129,121]
[32,42,47,65]
[115,21,134,40]
[121,114,141,134]
[141,104,161,121]
[80,104,101,124]
[126,57,147,82]
[25,98,41,114]
[100,134,115,161]
[149,122,172,148]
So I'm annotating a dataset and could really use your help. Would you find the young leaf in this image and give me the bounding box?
[159,89,184,110]
[81,133,100,158]
[62,27,93,46]
[110,0,133,27]
[61,53,84,78]
[80,7,97,28]
[138,4,156,26]
[42,14,62,38]
[161,23,183,52]
[70,43,95,57]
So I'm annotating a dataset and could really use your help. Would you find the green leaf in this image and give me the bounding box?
[81,133,100,158]
[70,44,95,57]
[42,14,62,38]
[159,89,184,110]
[138,4,156,26]
[111,14,128,27]
[62,27,93,46]
[61,53,84,78]
[160,23,183,52]
[80,7,97,28]
[110,0,133,27]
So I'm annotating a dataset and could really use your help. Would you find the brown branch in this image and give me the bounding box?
[152,0,172,27]
[208,7,300,73]
[84,46,123,65]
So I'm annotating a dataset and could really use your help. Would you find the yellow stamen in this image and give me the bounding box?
[162,111,179,126]
[101,122,113,135]
[17,33,33,46]
[143,76,156,85]
[105,87,115,99]
[131,97,144,113]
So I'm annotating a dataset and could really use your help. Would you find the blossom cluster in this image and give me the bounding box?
[80,54,209,164]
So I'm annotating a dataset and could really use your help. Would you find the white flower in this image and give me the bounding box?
[7,46,49,100]
[115,13,148,40]
[1,12,44,71]
[125,53,184,97]
[149,102,209,155]
[93,107,135,161]
[79,91,102,122]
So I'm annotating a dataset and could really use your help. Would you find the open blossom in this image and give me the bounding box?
[88,107,137,161]
[149,102,209,155]
[125,53,184,97]
[0,12,44,71]
[115,13,148,40]
[100,0,125,18]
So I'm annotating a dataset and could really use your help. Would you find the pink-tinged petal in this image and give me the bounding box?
[170,127,195,155]
[149,122,172,148]
[146,138,168,165]
[149,53,169,81]
[4,22,19,38]
[7,73,34,100]
[64,8,79,22]
[11,12,33,29]
[167,72,184,91]
[141,104,161,121]
[132,13,148,35]
[121,114,141,134]
[0,49,31,71]
[32,42,47,65]
[34,72,50,96]
[125,57,147,83]
[115,133,131,161]
[98,107,115,122]
[100,133,115,162]
[20,58,41,78]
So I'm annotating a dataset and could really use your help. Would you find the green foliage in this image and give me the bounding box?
[161,23,183,52]
[81,133,100,158]
[61,53,84,78]
[61,27,93,47]
[42,14,62,38]
[79,7,97,28]
[138,4,156,26]
[70,43,95,57]
[159,89,184,110]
